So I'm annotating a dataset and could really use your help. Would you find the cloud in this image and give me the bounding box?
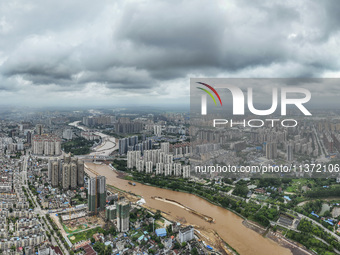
[0,0,340,106]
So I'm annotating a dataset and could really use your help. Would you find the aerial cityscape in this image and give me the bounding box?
[0,105,340,255]
[1,0,340,255]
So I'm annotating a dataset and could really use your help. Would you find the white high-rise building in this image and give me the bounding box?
[182,166,190,178]
[145,161,153,174]
[16,139,24,151]
[164,164,172,176]
[44,139,55,155]
[154,125,162,137]
[32,134,61,156]
[178,226,194,243]
[175,147,183,157]
[63,129,73,140]
[127,151,135,169]
[137,160,144,172]
[127,151,133,169]
[144,150,152,163]
[174,163,181,176]
[159,152,165,164]
[161,142,170,154]
[152,149,159,166]
[185,146,192,156]
[127,151,142,169]
[55,139,61,155]
[156,163,164,175]
[165,154,173,164]
[32,138,44,155]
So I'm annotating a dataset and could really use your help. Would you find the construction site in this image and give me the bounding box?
[49,163,126,246]
[47,161,233,254]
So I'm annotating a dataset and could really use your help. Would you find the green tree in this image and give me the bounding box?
[191,247,198,255]
[323,210,331,218]
[104,245,112,255]
[93,242,105,254]
[232,184,249,198]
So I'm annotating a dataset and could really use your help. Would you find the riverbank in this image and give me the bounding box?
[84,162,292,255]
[266,231,314,255]
[68,121,118,156]
[124,172,247,221]
[142,203,236,255]
[146,178,313,255]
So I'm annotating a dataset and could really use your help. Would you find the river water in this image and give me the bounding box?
[68,121,118,156]
[85,163,291,255]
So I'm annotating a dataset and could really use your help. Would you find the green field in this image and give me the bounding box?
[285,179,315,193]
[62,223,89,234]
[256,194,268,201]
[68,227,104,244]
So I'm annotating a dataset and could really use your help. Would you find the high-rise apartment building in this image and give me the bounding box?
[88,176,106,214]
[48,159,60,188]
[48,155,84,189]
[119,136,138,155]
[178,226,194,243]
[266,142,277,159]
[116,201,130,232]
[83,116,115,126]
[182,166,190,178]
[115,121,143,134]
[62,163,70,190]
[35,124,43,135]
[62,129,73,140]
[286,143,293,161]
[161,142,170,155]
[154,125,162,137]
[27,131,32,144]
[32,134,61,156]
[77,160,84,187]
[70,160,78,189]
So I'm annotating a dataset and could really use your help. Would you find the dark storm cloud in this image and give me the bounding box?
[0,0,340,105]
[77,67,156,89]
[113,0,339,78]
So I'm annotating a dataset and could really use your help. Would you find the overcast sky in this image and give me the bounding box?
[0,0,340,107]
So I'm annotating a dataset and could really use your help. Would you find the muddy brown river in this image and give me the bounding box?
[85,163,291,255]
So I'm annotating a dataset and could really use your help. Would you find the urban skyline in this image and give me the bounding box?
[2,0,340,255]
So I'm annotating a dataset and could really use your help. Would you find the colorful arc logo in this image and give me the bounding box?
[196,82,222,106]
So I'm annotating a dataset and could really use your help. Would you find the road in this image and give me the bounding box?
[297,213,340,242]
[22,154,70,255]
